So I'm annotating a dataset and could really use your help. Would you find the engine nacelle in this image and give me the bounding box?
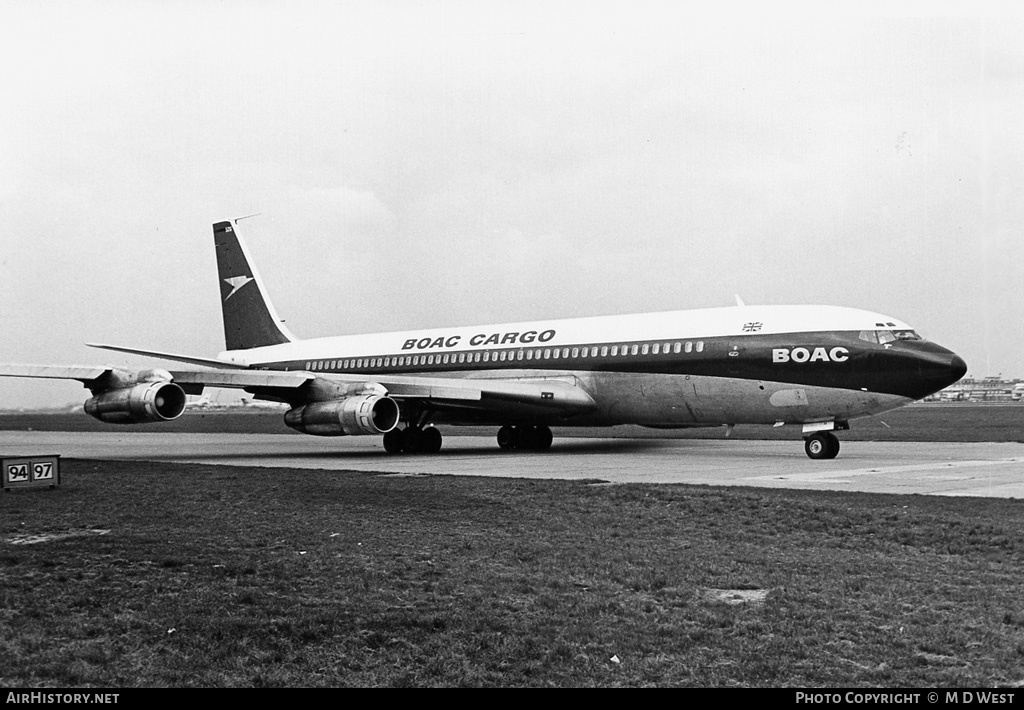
[284,395,401,436]
[85,381,188,424]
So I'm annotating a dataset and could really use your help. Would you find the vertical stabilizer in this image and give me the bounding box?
[213,220,297,350]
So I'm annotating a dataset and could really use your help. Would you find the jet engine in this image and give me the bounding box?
[284,395,401,436]
[85,380,188,424]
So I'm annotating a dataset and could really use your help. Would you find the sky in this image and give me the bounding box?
[1,0,1022,409]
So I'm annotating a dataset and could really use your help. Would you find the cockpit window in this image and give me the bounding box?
[859,329,922,345]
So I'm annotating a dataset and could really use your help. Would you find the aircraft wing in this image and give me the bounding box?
[0,363,596,416]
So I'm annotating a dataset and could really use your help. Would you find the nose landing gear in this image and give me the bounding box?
[804,431,840,460]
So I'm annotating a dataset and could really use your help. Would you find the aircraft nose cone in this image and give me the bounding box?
[950,355,968,382]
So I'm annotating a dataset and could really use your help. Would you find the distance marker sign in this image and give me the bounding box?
[2,456,60,491]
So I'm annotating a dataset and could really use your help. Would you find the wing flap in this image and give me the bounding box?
[167,369,312,389]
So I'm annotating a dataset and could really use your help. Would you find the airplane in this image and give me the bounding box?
[0,219,967,459]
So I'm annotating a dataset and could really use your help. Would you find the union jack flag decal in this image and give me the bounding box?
[742,322,763,332]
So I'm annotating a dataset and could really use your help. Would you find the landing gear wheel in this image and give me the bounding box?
[497,426,516,450]
[519,425,553,450]
[804,432,840,460]
[420,426,443,454]
[401,427,423,454]
[531,425,553,450]
[383,429,404,454]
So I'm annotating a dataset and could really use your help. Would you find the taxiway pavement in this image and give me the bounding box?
[2,431,1023,498]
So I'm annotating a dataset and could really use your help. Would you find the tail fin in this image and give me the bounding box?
[213,220,297,350]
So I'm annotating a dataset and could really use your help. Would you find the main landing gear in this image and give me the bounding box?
[383,425,443,454]
[496,425,553,451]
[803,431,840,460]
[382,424,555,454]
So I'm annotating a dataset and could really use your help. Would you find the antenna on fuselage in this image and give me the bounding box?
[734,294,746,307]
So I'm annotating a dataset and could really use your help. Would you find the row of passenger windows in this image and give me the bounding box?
[305,341,707,372]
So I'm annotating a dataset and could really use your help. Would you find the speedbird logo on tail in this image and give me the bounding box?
[223,276,254,301]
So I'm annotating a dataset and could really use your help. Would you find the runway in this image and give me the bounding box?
[3,431,1024,498]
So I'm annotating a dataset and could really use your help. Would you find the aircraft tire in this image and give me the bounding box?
[532,425,553,450]
[804,432,840,460]
[401,427,423,454]
[421,426,443,454]
[383,428,404,454]
[497,426,516,450]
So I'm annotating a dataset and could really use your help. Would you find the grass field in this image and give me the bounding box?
[1,405,1023,687]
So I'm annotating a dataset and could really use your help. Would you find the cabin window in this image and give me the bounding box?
[696,341,705,353]
[631,344,639,356]
[610,345,618,356]
[673,342,681,354]
[580,347,588,358]
[600,346,608,357]
[526,350,534,360]
[684,342,693,353]
[543,349,551,359]
[651,344,659,355]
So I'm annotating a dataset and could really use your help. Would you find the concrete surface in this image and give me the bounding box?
[3,431,1023,498]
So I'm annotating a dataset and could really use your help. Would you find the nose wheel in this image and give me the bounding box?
[804,432,840,460]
